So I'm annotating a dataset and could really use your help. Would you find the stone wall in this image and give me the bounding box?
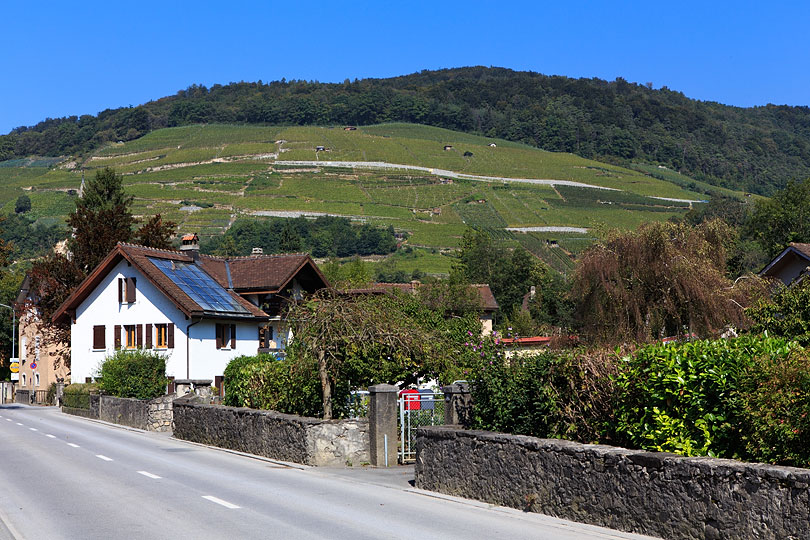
[173,398,369,467]
[65,394,173,432]
[415,426,810,540]
[99,396,148,429]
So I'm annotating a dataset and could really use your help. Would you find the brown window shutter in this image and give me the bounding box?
[93,325,106,349]
[126,277,136,303]
[145,324,152,348]
[118,278,123,303]
[215,323,223,349]
[230,324,236,349]
[136,324,143,347]
[167,323,175,349]
[114,325,121,349]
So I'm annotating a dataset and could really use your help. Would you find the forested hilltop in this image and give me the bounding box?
[2,66,809,195]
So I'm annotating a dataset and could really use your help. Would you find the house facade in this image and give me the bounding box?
[759,243,810,286]
[15,275,70,392]
[53,239,329,383]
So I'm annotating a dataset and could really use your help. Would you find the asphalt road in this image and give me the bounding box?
[0,404,658,540]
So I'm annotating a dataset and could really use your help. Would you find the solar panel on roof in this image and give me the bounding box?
[148,257,249,314]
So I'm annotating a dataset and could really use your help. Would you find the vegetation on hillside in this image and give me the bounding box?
[3,67,809,195]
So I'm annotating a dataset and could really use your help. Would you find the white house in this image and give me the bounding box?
[53,237,329,383]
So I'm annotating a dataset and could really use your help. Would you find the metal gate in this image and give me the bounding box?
[398,390,444,463]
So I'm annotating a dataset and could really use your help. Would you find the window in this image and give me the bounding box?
[93,325,106,350]
[155,324,168,349]
[258,325,274,349]
[216,323,236,349]
[35,336,40,363]
[118,277,137,304]
[34,373,40,387]
[20,337,26,361]
[21,373,26,387]
[124,325,143,349]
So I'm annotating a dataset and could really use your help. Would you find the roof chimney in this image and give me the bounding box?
[252,247,264,255]
[180,233,200,261]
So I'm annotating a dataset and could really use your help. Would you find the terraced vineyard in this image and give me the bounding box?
[0,123,739,274]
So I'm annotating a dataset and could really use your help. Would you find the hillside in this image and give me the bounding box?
[2,67,809,196]
[0,123,746,274]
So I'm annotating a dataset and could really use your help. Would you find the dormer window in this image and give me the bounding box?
[118,277,136,303]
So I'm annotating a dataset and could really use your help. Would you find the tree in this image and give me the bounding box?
[132,214,177,249]
[14,194,31,214]
[570,220,763,344]
[284,289,437,419]
[67,167,135,273]
[746,280,810,345]
[747,178,810,258]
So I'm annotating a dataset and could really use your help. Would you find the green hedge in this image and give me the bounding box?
[96,350,167,400]
[63,383,98,409]
[223,354,326,418]
[470,335,810,467]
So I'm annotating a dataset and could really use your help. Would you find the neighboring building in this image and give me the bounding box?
[500,336,552,358]
[15,275,69,391]
[344,282,499,335]
[52,239,329,383]
[759,243,810,285]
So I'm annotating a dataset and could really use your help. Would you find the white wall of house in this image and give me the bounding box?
[71,260,263,382]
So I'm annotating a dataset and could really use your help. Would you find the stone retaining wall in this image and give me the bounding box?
[173,397,369,467]
[64,394,173,432]
[99,396,148,429]
[415,426,810,540]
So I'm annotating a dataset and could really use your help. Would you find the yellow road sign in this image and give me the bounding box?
[9,362,19,373]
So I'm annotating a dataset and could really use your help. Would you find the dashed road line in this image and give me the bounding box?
[15,422,23,426]
[96,455,113,462]
[202,496,240,509]
[5,418,11,421]
[45,434,56,438]
[67,443,80,448]
[137,471,162,479]
[29,428,37,431]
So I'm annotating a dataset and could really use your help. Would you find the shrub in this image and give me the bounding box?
[467,333,620,441]
[96,350,167,399]
[223,354,325,417]
[63,383,98,409]
[736,345,810,467]
[612,335,797,458]
[45,382,57,405]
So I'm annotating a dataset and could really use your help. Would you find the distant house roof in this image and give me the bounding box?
[343,282,499,312]
[759,243,810,285]
[52,243,329,324]
[500,336,552,346]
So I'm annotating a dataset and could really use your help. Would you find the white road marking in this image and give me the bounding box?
[29,428,37,431]
[137,471,161,479]
[5,418,11,421]
[45,434,56,438]
[202,496,240,509]
[67,443,80,448]
[15,423,23,426]
[96,455,113,462]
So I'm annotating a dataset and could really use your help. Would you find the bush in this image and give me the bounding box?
[612,335,799,459]
[96,350,167,399]
[63,383,98,409]
[45,382,57,405]
[469,341,618,441]
[736,346,810,467]
[223,354,325,417]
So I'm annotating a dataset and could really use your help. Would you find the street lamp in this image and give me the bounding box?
[0,303,15,361]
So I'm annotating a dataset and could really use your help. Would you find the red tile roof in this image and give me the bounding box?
[53,243,329,324]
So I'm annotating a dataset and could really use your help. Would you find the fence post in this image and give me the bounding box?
[368,384,398,467]
[442,382,473,427]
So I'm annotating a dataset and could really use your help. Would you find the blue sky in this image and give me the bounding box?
[2,1,808,134]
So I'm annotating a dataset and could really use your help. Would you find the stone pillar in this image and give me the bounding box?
[368,384,398,467]
[55,379,65,407]
[442,382,473,427]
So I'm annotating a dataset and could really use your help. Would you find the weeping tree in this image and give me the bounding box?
[284,289,442,419]
[571,220,764,344]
